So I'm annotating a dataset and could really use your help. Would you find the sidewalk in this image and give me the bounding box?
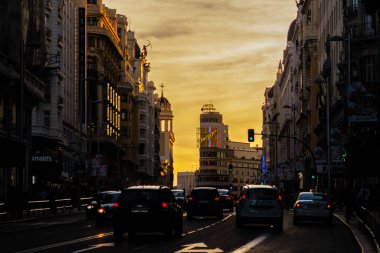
[334,210,380,253]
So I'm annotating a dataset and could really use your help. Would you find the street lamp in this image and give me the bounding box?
[283,104,296,192]
[324,32,351,198]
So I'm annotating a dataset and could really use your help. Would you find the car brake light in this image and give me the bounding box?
[278,195,282,201]
[113,203,119,208]
[214,197,220,201]
[242,194,246,200]
[295,202,302,208]
[161,202,168,208]
[325,203,331,209]
[226,196,232,200]
[188,196,193,201]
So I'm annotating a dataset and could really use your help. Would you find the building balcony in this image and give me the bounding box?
[351,22,380,42]
[344,4,359,20]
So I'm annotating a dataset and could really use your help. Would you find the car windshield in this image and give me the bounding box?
[298,193,327,201]
[247,188,278,200]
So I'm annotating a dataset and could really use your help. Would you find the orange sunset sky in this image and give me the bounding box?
[105,0,297,185]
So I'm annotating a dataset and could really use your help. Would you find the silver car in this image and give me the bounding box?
[293,191,333,225]
[235,185,283,231]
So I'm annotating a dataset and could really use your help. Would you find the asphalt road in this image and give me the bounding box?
[0,210,361,253]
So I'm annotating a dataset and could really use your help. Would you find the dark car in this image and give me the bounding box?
[86,190,120,220]
[95,191,120,225]
[217,188,234,212]
[186,187,223,220]
[235,185,283,231]
[112,185,183,241]
[171,189,187,210]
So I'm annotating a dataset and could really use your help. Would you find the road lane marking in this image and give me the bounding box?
[14,232,113,253]
[229,232,270,253]
[71,243,114,253]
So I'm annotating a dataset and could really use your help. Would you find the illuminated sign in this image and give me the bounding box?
[198,127,218,147]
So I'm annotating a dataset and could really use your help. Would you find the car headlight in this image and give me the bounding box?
[98,207,106,214]
[87,205,94,209]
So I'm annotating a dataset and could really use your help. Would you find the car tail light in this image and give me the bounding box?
[278,195,282,201]
[325,203,331,209]
[294,202,302,209]
[161,202,168,208]
[226,196,232,201]
[113,203,119,208]
[214,196,220,201]
[188,196,193,201]
[240,194,247,205]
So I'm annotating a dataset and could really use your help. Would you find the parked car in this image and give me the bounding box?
[171,189,187,210]
[217,188,234,211]
[95,191,121,225]
[112,185,183,241]
[186,187,223,220]
[86,190,120,220]
[235,185,283,231]
[293,191,333,225]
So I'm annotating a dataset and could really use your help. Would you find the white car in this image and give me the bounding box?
[293,191,333,225]
[235,185,283,231]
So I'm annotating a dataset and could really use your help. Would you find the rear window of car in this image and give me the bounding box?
[247,188,278,200]
[192,189,218,200]
[119,190,161,203]
[103,193,120,203]
[172,191,184,197]
[298,193,327,201]
[217,189,229,195]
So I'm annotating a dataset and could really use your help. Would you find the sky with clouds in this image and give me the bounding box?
[105,0,297,183]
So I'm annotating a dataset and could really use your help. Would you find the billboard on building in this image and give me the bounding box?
[197,127,219,148]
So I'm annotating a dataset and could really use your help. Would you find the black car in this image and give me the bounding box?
[86,190,120,219]
[95,191,120,225]
[113,185,183,241]
[217,189,234,212]
[171,189,187,210]
[186,187,223,220]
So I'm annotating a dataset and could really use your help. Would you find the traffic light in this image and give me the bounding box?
[228,164,233,174]
[248,129,255,142]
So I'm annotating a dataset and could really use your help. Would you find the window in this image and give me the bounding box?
[87,57,96,70]
[43,111,50,127]
[87,17,98,26]
[360,55,376,82]
[87,0,97,4]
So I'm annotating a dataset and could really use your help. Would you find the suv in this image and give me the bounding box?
[217,188,234,212]
[186,187,223,220]
[235,185,283,231]
[112,185,183,241]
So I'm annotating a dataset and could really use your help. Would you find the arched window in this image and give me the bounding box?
[87,57,97,71]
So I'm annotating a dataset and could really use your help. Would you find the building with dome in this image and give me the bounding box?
[155,85,175,187]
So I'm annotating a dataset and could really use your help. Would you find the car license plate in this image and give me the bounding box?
[131,207,148,213]
[198,200,209,204]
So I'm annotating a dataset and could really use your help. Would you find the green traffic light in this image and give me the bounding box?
[311,175,315,179]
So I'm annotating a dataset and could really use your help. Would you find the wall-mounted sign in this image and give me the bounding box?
[31,155,53,162]
[197,127,218,148]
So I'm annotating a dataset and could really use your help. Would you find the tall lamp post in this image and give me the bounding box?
[325,32,350,198]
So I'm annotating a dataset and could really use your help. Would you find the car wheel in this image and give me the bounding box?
[187,212,193,220]
[113,227,124,241]
[174,222,183,237]
[326,216,333,225]
[274,219,283,232]
[217,212,223,220]
[229,206,233,212]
